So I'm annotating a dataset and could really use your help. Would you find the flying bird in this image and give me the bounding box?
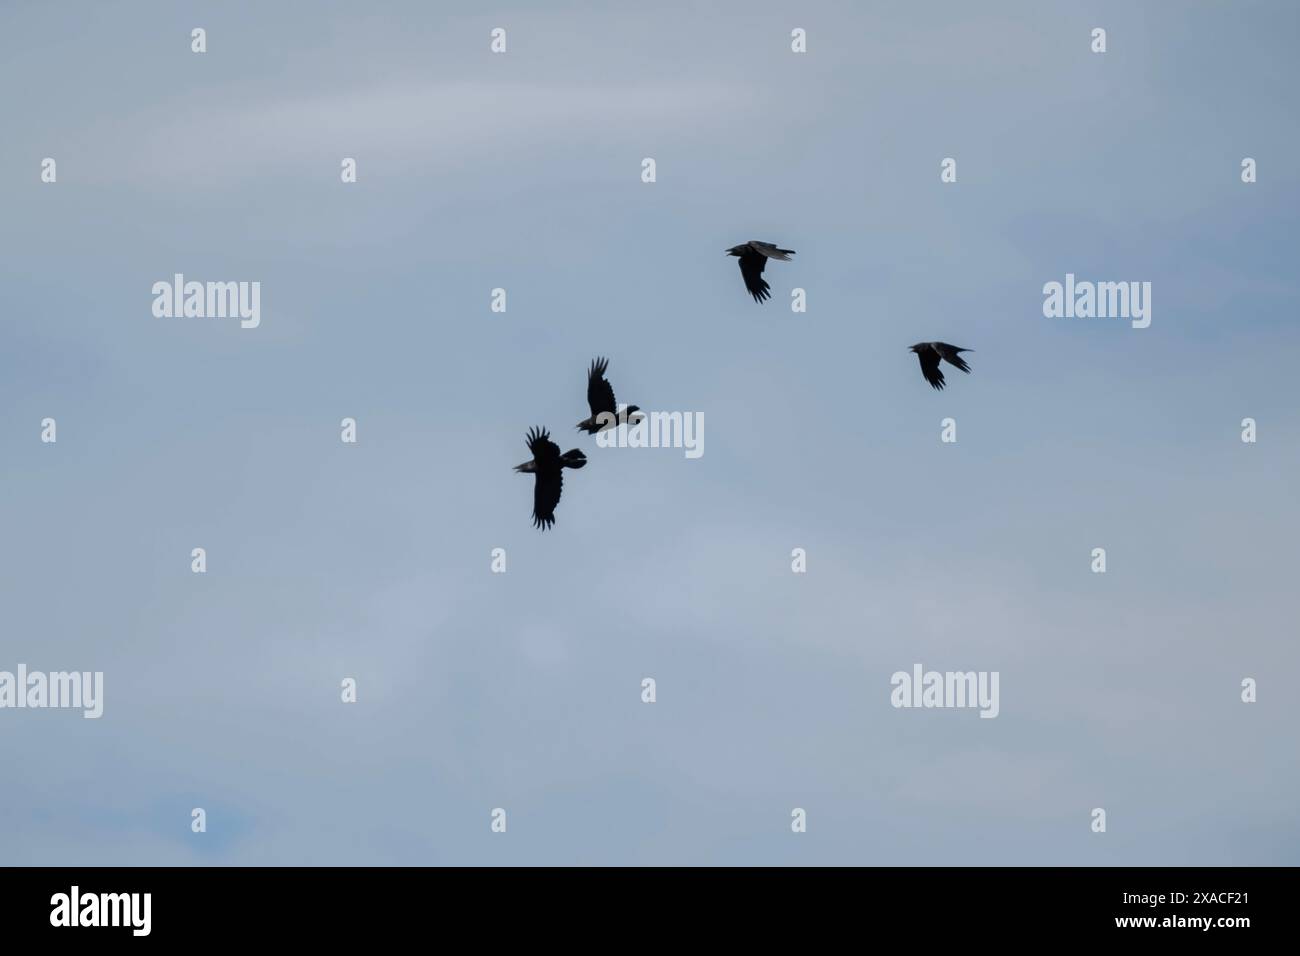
[514,426,586,530]
[910,342,973,391]
[577,357,643,434]
[726,240,795,303]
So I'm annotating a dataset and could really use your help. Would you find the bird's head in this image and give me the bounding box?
[908,343,927,353]
[627,405,644,422]
[514,460,537,474]
[725,245,745,257]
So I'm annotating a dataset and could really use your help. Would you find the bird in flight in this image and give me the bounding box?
[910,342,973,390]
[577,357,643,434]
[726,240,795,303]
[514,426,587,529]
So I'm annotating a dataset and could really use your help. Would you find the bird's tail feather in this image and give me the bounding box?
[561,449,587,469]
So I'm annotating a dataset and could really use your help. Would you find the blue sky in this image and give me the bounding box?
[1,0,1297,865]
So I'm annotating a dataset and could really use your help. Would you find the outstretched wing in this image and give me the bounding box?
[738,247,771,302]
[532,470,563,529]
[917,349,945,390]
[526,426,561,465]
[937,343,971,374]
[586,357,617,417]
[751,241,795,261]
[524,426,563,528]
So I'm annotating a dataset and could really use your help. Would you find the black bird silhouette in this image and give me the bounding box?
[910,342,973,390]
[576,357,643,434]
[726,240,795,303]
[514,427,586,529]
